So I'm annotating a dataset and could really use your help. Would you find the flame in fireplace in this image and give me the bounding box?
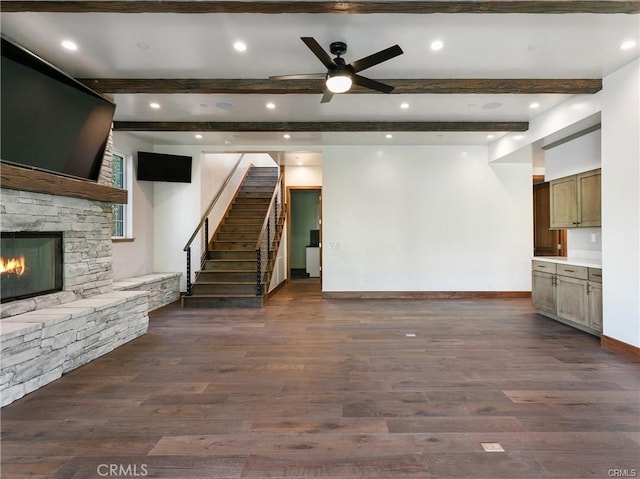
[0,256,26,276]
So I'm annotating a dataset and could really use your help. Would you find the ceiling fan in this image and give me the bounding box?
[270,37,403,103]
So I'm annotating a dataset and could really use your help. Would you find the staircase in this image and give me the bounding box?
[183,167,283,308]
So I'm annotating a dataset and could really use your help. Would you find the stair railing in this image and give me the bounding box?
[255,171,284,296]
[183,154,247,295]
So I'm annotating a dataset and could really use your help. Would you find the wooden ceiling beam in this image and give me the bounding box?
[82,78,602,95]
[112,121,529,132]
[3,1,639,14]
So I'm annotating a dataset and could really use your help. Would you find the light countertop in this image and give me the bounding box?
[532,256,602,269]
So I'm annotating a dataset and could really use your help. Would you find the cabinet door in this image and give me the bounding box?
[532,271,556,314]
[550,176,578,228]
[556,276,589,327]
[588,282,603,332]
[577,170,601,227]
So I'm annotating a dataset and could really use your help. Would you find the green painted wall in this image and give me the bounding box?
[290,189,320,269]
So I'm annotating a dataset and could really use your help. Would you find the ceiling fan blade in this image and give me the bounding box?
[320,90,334,103]
[353,74,395,93]
[270,73,325,80]
[301,37,337,70]
[349,44,403,73]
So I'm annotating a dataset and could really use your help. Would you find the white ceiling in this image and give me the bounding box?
[1,7,639,153]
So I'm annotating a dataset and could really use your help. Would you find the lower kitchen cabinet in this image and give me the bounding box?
[531,260,602,335]
[531,270,556,314]
[556,275,589,327]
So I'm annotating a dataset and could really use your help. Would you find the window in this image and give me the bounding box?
[111,152,131,238]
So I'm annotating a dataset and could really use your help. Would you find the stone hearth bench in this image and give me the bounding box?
[0,290,149,407]
[113,272,181,312]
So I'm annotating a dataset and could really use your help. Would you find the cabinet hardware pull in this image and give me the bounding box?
[565,269,575,272]
[587,284,591,295]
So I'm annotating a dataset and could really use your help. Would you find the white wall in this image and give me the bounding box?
[322,145,532,292]
[285,165,323,187]
[544,129,601,181]
[601,58,640,348]
[111,132,154,280]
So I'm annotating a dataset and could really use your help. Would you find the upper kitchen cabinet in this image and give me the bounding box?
[550,169,601,229]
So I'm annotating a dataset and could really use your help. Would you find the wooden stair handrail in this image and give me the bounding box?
[255,171,284,250]
[183,154,247,252]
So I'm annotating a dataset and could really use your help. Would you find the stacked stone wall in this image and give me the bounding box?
[0,188,113,318]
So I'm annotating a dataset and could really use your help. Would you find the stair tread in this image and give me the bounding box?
[186,293,261,298]
[193,281,257,285]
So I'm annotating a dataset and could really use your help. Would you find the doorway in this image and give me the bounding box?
[288,187,322,281]
[533,177,566,256]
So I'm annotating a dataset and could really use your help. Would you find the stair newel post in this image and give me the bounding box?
[186,247,192,296]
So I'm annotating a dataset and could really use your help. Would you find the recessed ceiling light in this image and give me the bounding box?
[266,102,276,110]
[283,134,291,139]
[215,102,234,111]
[400,102,410,109]
[233,41,247,52]
[194,134,203,139]
[482,101,503,110]
[620,40,637,50]
[385,134,393,139]
[529,102,540,109]
[61,40,78,51]
[430,40,444,51]
[149,102,160,109]
[487,134,495,139]
[513,134,524,140]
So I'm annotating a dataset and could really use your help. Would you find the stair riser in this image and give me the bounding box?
[232,202,269,210]
[240,187,276,193]
[220,224,262,233]
[223,218,264,225]
[197,271,257,282]
[212,242,256,250]
[191,284,258,295]
[208,250,258,260]
[215,230,260,239]
[234,197,272,203]
[183,296,263,308]
[204,260,257,270]
[229,209,268,217]
[236,192,274,199]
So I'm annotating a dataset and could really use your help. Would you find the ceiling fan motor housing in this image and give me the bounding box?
[330,41,347,56]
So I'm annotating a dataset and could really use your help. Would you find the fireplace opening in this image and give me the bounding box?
[1,232,63,303]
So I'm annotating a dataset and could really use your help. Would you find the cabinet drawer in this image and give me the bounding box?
[557,264,588,280]
[532,260,557,273]
[588,268,603,283]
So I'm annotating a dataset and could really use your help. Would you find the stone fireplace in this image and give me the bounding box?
[1,232,63,303]
[0,153,151,406]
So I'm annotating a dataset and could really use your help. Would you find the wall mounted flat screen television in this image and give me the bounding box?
[137,151,192,183]
[1,36,116,181]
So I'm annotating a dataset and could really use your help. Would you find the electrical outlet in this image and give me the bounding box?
[591,233,597,243]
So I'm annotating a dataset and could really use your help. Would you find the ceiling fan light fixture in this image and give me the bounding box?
[326,71,352,93]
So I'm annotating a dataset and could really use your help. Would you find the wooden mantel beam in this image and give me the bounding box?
[81,78,603,95]
[112,121,529,132]
[2,1,639,14]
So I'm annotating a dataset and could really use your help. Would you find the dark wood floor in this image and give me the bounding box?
[2,281,639,479]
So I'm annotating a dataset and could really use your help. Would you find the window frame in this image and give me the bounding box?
[111,150,133,240]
